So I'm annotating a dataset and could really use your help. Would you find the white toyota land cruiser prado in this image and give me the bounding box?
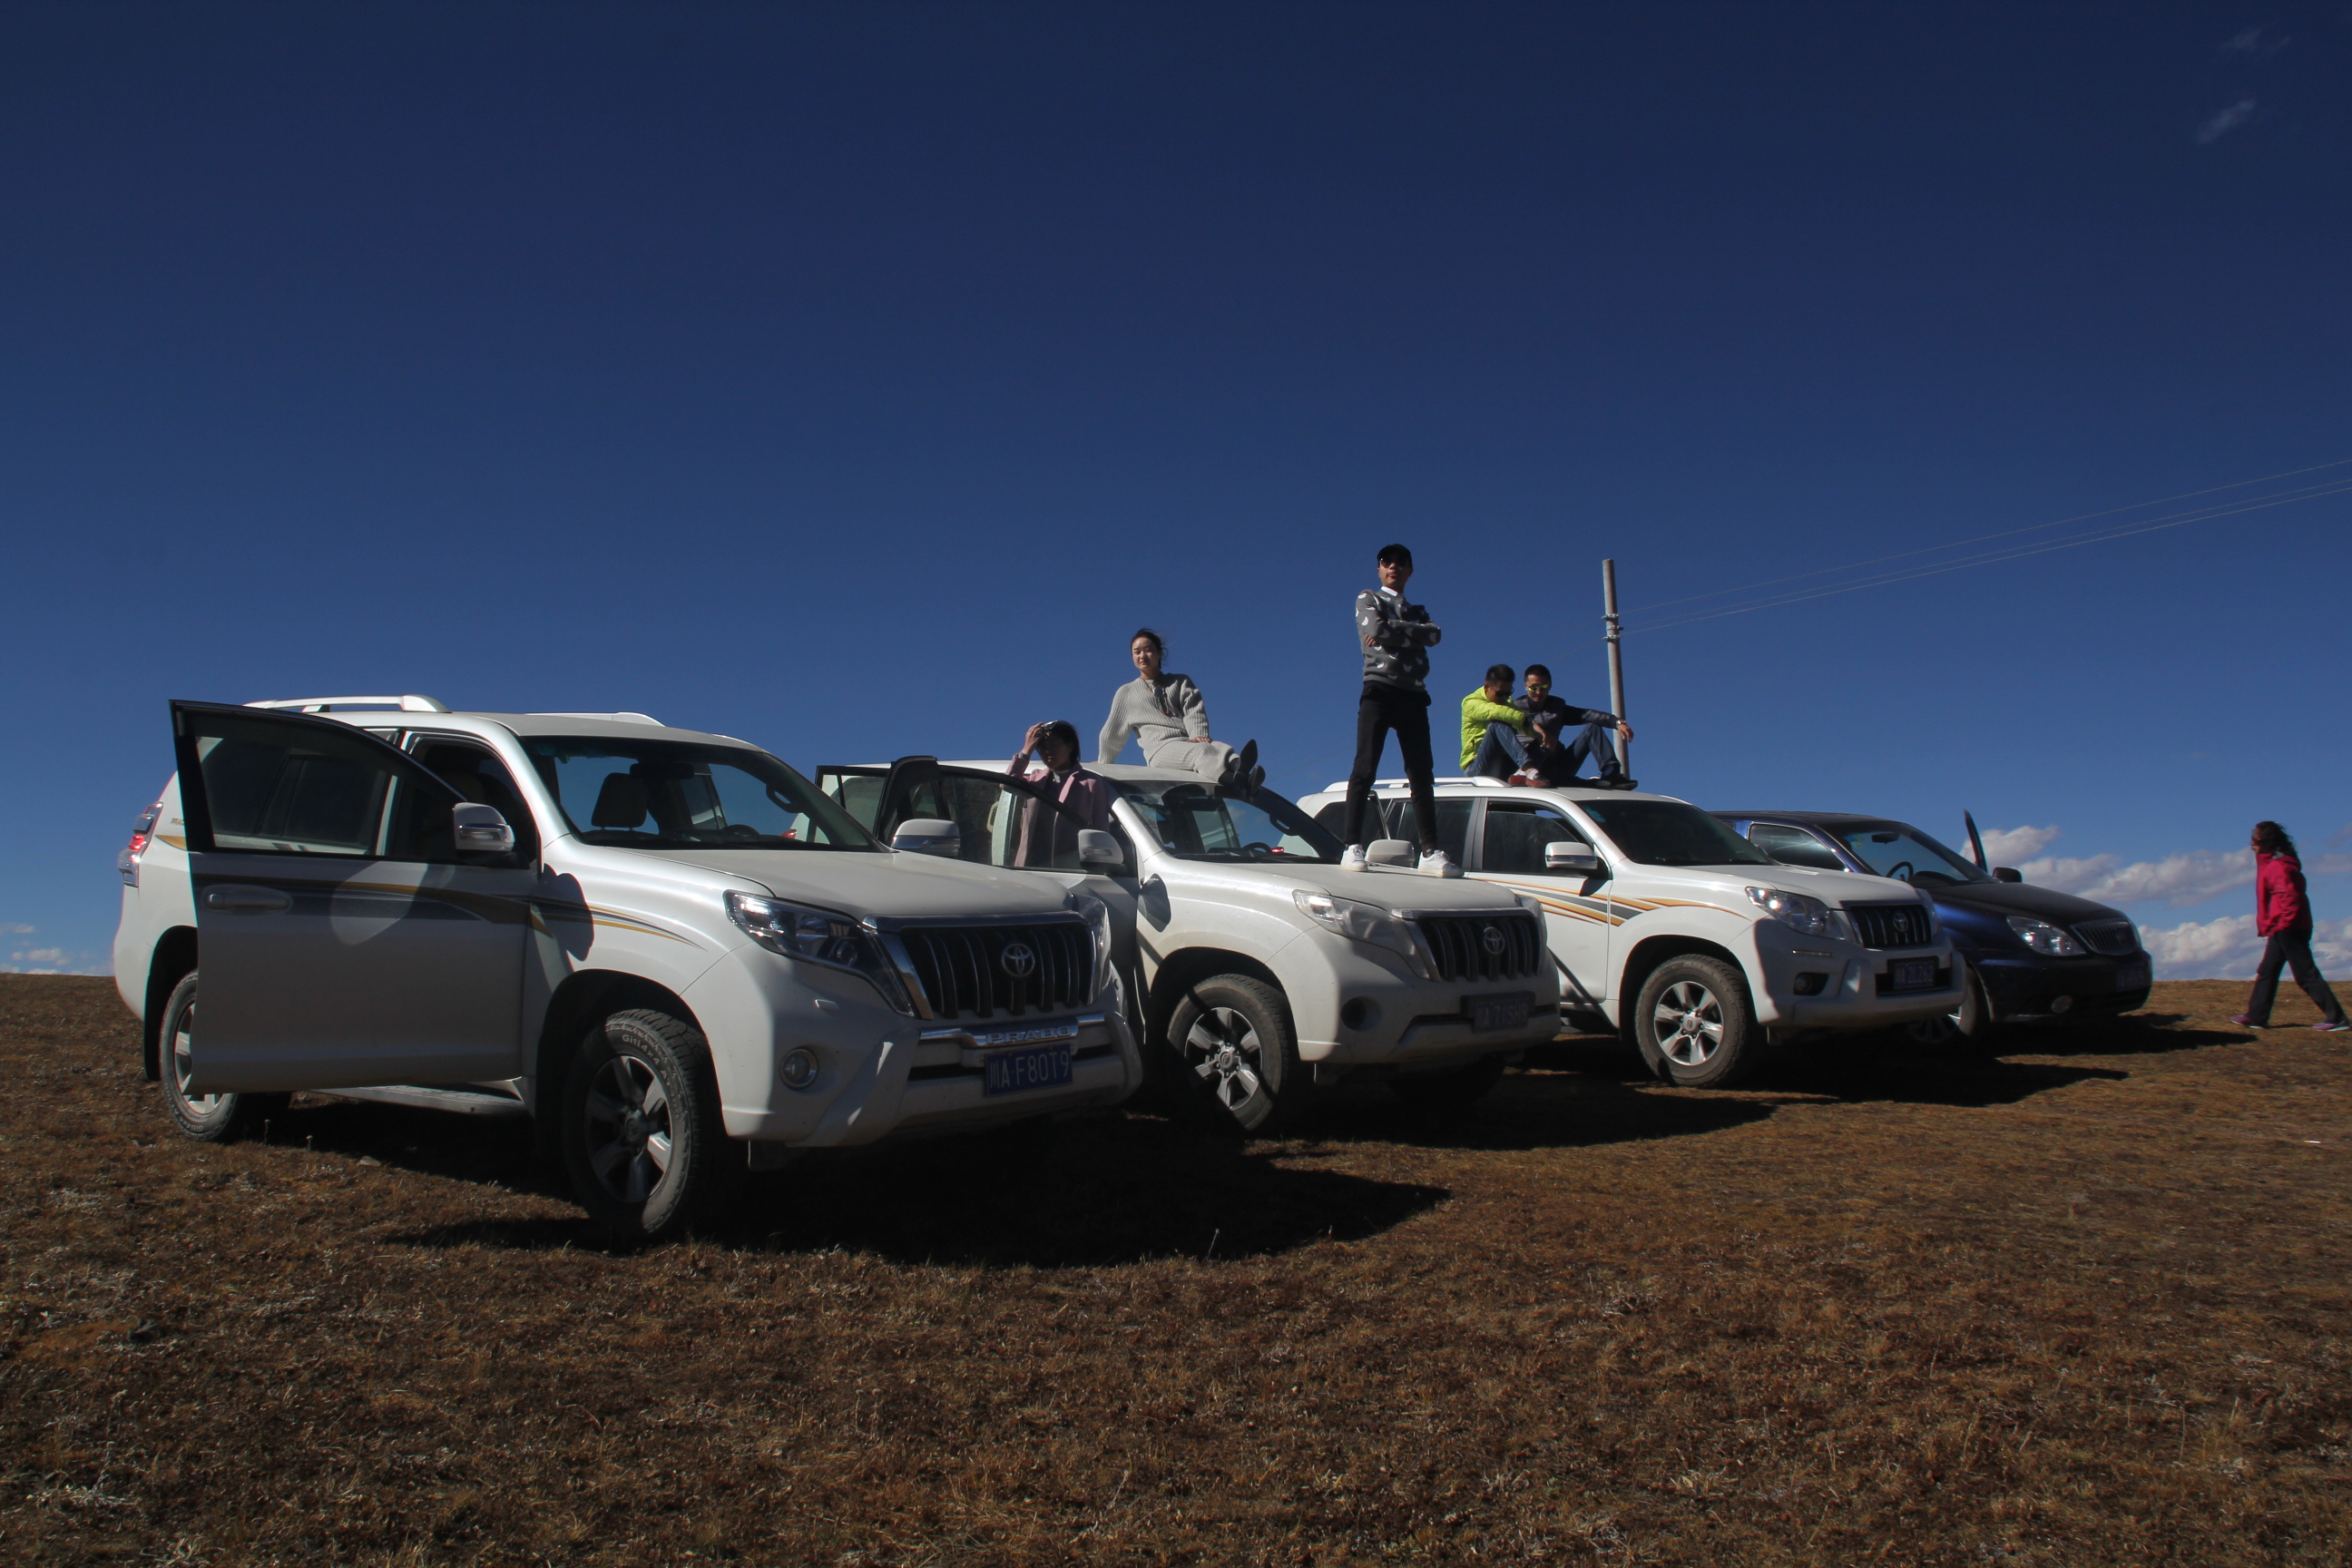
[1297,777,1960,1087]
[816,757,1563,1131]
[114,697,1140,1240]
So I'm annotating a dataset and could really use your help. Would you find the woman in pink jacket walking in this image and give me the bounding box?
[2231,820,2348,1032]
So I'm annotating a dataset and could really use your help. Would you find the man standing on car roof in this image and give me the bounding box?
[1341,544,1461,877]
[1516,662,1635,789]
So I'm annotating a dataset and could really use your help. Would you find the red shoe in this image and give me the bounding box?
[2229,1014,2265,1028]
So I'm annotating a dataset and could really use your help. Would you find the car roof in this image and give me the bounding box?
[838,759,1257,789]
[1310,778,1691,806]
[334,710,765,750]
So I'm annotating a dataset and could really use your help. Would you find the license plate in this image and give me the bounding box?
[983,1044,1073,1096]
[1888,959,1936,993]
[1469,993,1532,1033]
[2113,962,2149,992]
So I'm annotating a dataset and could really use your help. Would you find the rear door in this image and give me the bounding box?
[171,701,534,1093]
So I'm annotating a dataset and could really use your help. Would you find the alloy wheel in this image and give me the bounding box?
[1653,980,1725,1067]
[1185,1006,1265,1113]
[170,1001,228,1115]
[581,1054,674,1204]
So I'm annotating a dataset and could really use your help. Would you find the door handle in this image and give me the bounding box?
[205,885,291,913]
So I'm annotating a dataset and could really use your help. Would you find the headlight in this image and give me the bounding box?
[2006,916,2085,956]
[1292,889,1436,980]
[1746,886,1850,941]
[724,891,914,1013]
[1064,890,1114,981]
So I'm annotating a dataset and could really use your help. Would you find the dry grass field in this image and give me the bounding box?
[4,973,2348,1566]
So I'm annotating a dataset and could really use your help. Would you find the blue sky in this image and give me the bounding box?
[4,3,2347,979]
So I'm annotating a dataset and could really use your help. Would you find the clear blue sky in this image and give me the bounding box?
[5,3,2347,979]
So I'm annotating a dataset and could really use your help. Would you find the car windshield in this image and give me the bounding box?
[1838,822,1989,887]
[522,738,876,850]
[1579,799,1775,867]
[1116,780,1343,864]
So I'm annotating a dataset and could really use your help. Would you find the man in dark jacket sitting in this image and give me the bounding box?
[1514,663,1635,789]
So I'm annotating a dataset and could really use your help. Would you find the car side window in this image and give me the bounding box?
[408,738,543,860]
[179,707,458,861]
[1748,822,1847,871]
[1432,799,1473,866]
[1481,801,1585,875]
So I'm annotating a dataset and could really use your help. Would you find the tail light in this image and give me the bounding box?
[119,804,161,887]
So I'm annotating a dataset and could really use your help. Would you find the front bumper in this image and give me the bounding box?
[1749,931,1962,1028]
[1973,950,2152,1024]
[684,943,1140,1147]
[1289,936,1562,1067]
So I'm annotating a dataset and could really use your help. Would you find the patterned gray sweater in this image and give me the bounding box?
[1099,673,1211,763]
[1356,588,1441,691]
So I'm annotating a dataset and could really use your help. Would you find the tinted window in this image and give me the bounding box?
[1747,822,1847,872]
[1837,823,1988,887]
[410,739,543,859]
[181,709,456,859]
[1121,783,1341,864]
[1578,799,1773,867]
[522,738,875,850]
[1482,801,1585,874]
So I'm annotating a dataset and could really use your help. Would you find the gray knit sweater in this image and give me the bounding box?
[1099,673,1211,763]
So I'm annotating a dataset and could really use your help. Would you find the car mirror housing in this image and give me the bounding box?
[1544,842,1601,873]
[1993,867,2023,884]
[452,802,515,856]
[1076,829,1122,867]
[1367,838,1416,867]
[890,818,961,858]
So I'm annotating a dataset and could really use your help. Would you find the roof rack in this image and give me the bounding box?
[245,695,452,714]
[530,711,665,726]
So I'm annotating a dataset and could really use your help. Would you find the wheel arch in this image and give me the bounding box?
[1144,947,1286,1046]
[142,926,200,1081]
[1616,934,1749,1039]
[533,970,706,1158]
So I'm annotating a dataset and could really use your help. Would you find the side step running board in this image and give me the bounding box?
[327,1084,531,1118]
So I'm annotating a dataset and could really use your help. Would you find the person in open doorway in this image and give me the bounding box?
[1514,662,1634,789]
[2231,820,2348,1032]
[1340,543,1460,877]
[1099,628,1261,792]
[1006,720,1118,869]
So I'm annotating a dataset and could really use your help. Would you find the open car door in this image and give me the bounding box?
[171,701,535,1093]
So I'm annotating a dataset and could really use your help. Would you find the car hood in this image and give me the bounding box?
[1701,863,1920,907]
[1162,858,1539,916]
[646,848,1076,920]
[1923,878,2128,926]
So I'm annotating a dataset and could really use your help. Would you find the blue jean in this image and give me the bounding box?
[1469,720,1615,780]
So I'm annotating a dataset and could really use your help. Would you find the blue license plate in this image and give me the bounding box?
[983,1044,1073,1096]
[1470,993,1532,1033]
[1889,959,1936,992]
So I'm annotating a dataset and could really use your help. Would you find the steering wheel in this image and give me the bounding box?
[1241,841,1277,858]
[722,823,762,840]
[1883,859,1915,882]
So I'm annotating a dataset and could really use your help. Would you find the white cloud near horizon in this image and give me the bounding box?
[2198,99,2258,143]
[2016,848,2254,907]
[1979,824,2060,863]
[0,922,34,936]
[2141,914,2352,982]
[3,938,110,976]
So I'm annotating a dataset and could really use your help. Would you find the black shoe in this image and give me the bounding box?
[1248,763,1266,794]
[1236,738,1259,777]
[1602,773,1639,791]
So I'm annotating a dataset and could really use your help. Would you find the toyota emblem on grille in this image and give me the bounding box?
[1480,925,1506,955]
[999,942,1037,979]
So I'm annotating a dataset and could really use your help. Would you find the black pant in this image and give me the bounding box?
[2246,926,2347,1025]
[1345,683,1437,849]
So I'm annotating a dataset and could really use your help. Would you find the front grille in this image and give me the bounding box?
[2074,917,2141,956]
[1411,913,1544,984]
[895,921,1094,1021]
[1847,901,1936,950]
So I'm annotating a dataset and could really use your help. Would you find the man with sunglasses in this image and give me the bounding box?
[1515,663,1635,789]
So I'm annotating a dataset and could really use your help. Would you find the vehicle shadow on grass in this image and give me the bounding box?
[1298,1064,1786,1154]
[279,1094,564,1198]
[377,1114,1451,1267]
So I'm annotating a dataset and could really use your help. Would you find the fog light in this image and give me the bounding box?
[1339,997,1381,1032]
[1792,972,1828,996]
[2050,995,2073,1014]
[779,1047,820,1090]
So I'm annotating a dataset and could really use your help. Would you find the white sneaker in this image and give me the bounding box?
[1339,844,1367,871]
[1419,849,1463,877]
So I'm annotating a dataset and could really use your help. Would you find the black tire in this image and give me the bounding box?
[1165,975,1305,1135]
[156,972,290,1143]
[1904,963,2001,1054]
[1633,956,1759,1088]
[562,1008,735,1243]
[1390,1054,1507,1108]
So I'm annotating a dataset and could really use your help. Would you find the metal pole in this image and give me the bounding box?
[1602,558,1628,777]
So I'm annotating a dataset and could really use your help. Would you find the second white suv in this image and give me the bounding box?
[1298,777,1961,1086]
[114,697,1139,1240]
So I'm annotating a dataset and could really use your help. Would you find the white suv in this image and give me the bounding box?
[816,757,1563,1131]
[1296,777,1960,1086]
[113,697,1139,1240]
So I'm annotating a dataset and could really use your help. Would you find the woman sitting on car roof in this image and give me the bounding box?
[1099,628,1262,793]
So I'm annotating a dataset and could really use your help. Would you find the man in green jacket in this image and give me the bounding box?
[1461,664,1534,777]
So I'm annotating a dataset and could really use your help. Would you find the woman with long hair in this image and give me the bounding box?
[2231,820,2348,1032]
[1099,628,1260,791]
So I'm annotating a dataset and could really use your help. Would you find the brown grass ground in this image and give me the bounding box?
[3,974,2348,1566]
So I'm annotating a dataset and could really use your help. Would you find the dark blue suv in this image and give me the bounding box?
[1710,810,2151,1046]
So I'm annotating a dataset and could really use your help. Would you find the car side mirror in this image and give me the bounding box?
[1544,842,1601,873]
[1367,838,1417,867]
[890,818,961,858]
[453,802,515,855]
[1993,867,2023,884]
[1076,828,1122,867]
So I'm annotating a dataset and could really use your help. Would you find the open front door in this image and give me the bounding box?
[171,701,535,1093]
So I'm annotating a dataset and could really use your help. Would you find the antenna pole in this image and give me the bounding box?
[1602,558,1628,778]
